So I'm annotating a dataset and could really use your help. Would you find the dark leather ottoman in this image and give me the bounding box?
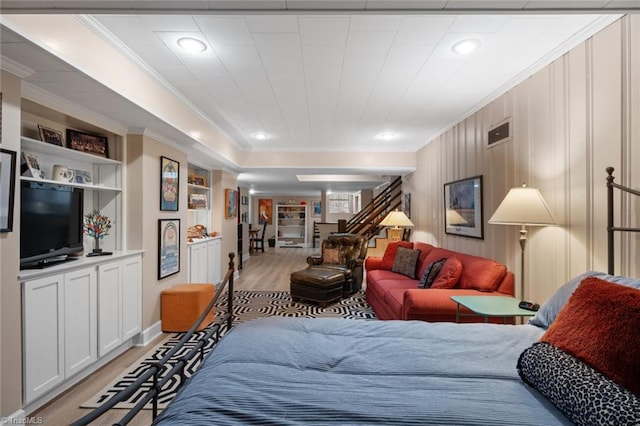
[290,267,345,307]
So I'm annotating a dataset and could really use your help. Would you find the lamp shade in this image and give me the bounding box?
[380,210,414,228]
[489,185,558,226]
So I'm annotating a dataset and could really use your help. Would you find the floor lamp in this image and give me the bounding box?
[380,210,414,242]
[488,184,558,300]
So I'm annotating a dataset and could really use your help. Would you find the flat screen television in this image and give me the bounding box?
[20,181,84,268]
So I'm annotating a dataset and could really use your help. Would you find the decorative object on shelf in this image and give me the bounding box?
[0,148,17,232]
[84,209,113,257]
[159,218,180,279]
[160,156,180,211]
[258,198,272,224]
[66,129,109,158]
[188,193,208,209]
[71,169,92,184]
[312,201,321,218]
[225,188,238,218]
[444,175,484,239]
[21,151,44,179]
[488,183,559,299]
[188,175,206,186]
[380,209,414,242]
[38,124,64,146]
[187,224,207,240]
[52,164,75,182]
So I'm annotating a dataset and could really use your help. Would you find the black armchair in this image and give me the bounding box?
[307,233,368,295]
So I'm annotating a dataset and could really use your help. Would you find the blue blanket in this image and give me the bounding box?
[155,317,570,425]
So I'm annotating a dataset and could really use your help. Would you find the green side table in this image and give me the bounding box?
[450,295,536,323]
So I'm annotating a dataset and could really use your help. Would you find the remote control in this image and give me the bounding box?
[518,301,540,311]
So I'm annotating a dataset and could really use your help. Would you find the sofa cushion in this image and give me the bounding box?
[413,242,436,276]
[418,258,446,288]
[380,241,413,270]
[431,257,463,289]
[391,247,422,279]
[456,254,507,292]
[539,276,640,395]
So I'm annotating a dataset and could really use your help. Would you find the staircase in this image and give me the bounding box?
[340,176,403,244]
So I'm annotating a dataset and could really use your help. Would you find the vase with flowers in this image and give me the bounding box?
[84,210,113,256]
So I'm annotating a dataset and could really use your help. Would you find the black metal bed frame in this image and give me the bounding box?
[71,253,236,426]
[606,167,640,275]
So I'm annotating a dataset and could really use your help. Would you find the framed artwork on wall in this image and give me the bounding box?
[160,156,180,211]
[158,218,180,279]
[0,148,17,232]
[444,175,484,239]
[311,201,321,218]
[258,198,272,224]
[225,188,238,219]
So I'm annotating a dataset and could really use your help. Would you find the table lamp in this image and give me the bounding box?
[380,210,414,242]
[488,184,558,299]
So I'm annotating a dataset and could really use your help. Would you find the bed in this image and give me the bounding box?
[74,168,640,425]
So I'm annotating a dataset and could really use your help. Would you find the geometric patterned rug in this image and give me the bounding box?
[82,290,376,410]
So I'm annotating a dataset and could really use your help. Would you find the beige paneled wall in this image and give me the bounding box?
[411,15,639,303]
[211,170,239,271]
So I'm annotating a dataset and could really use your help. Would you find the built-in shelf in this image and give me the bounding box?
[20,176,121,192]
[21,136,121,166]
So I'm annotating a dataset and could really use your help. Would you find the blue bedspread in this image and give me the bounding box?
[155,317,570,425]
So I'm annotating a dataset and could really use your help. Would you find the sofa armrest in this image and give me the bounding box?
[307,256,323,266]
[364,257,383,271]
[496,271,515,296]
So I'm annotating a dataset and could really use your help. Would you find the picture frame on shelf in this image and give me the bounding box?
[444,175,484,239]
[66,129,109,158]
[158,218,180,279]
[160,156,179,211]
[189,175,206,186]
[71,169,92,185]
[21,151,44,179]
[225,188,237,218]
[38,124,64,146]
[188,193,208,210]
[0,148,17,232]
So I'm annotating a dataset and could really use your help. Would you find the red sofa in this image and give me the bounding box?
[365,242,515,322]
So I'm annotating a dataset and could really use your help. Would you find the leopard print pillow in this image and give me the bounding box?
[517,342,640,425]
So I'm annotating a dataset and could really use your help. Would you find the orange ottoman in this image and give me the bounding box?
[161,284,215,332]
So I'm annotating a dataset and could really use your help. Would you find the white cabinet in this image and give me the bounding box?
[276,205,307,247]
[23,266,97,403]
[22,253,142,405]
[188,237,222,284]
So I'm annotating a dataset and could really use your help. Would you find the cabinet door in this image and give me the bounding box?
[121,256,142,340]
[23,274,65,403]
[189,243,209,283]
[208,239,222,284]
[97,261,122,357]
[64,267,97,378]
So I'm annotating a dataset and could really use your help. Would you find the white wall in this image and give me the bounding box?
[409,15,639,303]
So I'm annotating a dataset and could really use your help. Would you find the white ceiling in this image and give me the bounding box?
[0,1,635,195]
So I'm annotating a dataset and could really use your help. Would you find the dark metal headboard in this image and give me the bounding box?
[606,167,640,274]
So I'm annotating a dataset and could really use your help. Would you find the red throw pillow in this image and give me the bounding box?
[380,241,413,270]
[539,276,640,396]
[430,257,463,289]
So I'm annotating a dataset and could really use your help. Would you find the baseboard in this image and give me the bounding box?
[136,321,162,347]
[3,408,27,424]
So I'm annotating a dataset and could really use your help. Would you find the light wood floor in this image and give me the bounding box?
[31,246,317,425]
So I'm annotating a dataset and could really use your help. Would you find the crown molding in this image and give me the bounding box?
[0,55,34,79]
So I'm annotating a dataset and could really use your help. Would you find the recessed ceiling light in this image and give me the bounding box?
[177,37,207,53]
[376,132,396,141]
[253,132,269,140]
[452,39,480,55]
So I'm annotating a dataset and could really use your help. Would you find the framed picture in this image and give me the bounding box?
[22,151,44,179]
[404,193,411,219]
[66,129,109,157]
[160,156,180,211]
[258,198,272,224]
[158,218,180,279]
[225,188,237,218]
[189,175,206,186]
[0,149,17,232]
[312,200,321,218]
[241,195,249,206]
[188,193,208,209]
[444,175,484,239]
[38,124,64,146]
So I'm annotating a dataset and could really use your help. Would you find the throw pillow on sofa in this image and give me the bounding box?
[418,258,446,288]
[430,257,463,289]
[380,241,414,270]
[391,246,422,279]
